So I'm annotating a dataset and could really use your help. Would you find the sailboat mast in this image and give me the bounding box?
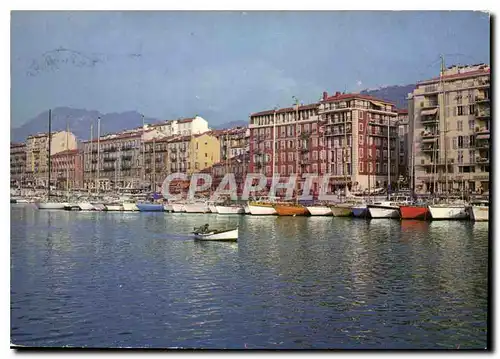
[97,116,101,196]
[387,117,390,200]
[90,123,93,194]
[272,110,276,179]
[343,112,348,200]
[47,109,52,198]
[294,97,299,205]
[440,55,449,201]
[66,118,69,199]
[364,113,370,200]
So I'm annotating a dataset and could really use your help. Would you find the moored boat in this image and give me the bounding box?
[243,204,251,214]
[399,205,430,220]
[193,224,238,241]
[351,204,368,218]
[215,205,245,214]
[105,203,123,211]
[428,204,469,220]
[306,205,332,216]
[470,203,489,221]
[91,203,106,211]
[367,202,400,219]
[163,203,174,212]
[248,202,277,215]
[330,203,353,217]
[208,203,218,213]
[136,203,164,212]
[184,202,211,213]
[36,202,68,210]
[171,203,186,213]
[64,203,81,211]
[122,202,139,211]
[273,203,309,216]
[77,202,95,211]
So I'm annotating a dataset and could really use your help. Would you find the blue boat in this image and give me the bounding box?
[136,203,164,212]
[351,204,369,218]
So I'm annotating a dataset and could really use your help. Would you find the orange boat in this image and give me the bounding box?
[399,205,430,220]
[273,203,310,216]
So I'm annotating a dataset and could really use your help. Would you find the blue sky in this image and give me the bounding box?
[11,11,490,127]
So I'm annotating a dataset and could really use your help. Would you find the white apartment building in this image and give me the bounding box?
[412,63,490,194]
[146,116,210,136]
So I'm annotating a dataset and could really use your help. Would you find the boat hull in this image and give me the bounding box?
[274,204,309,216]
[470,206,489,221]
[351,205,368,218]
[91,203,106,211]
[399,205,429,220]
[105,204,123,211]
[428,205,469,220]
[171,203,186,212]
[330,205,352,217]
[244,205,251,214]
[215,205,245,214]
[194,228,238,241]
[122,202,139,211]
[184,203,211,213]
[368,206,399,218]
[208,205,218,213]
[163,204,174,212]
[306,206,332,216]
[248,204,277,215]
[136,204,164,212]
[37,202,68,210]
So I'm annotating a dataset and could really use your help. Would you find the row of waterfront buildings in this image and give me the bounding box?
[11,63,490,196]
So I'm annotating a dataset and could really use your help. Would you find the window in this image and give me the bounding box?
[383,163,387,173]
[369,137,373,145]
[458,106,464,116]
[281,165,286,174]
[359,135,364,145]
[464,136,469,148]
[359,147,364,158]
[469,104,476,116]
[458,136,464,148]
[457,150,463,164]
[376,163,380,173]
[469,135,475,148]
[470,150,476,163]
[368,148,372,158]
[457,121,463,131]
[376,149,380,158]
[205,153,207,157]
[359,162,364,172]
[369,162,373,173]
[359,123,364,132]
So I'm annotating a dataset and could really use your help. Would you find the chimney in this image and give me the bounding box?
[322,91,328,101]
[335,91,341,96]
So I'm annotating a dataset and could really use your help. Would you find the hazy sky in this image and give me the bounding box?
[11,11,490,127]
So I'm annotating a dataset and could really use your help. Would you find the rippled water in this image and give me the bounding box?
[11,205,489,349]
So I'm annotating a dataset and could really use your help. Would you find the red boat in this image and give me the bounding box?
[399,205,430,220]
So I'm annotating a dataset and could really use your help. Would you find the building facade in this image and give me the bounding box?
[81,129,164,191]
[50,149,84,190]
[412,63,490,194]
[396,109,410,188]
[319,92,399,193]
[25,131,78,187]
[143,132,221,191]
[10,143,26,187]
[213,127,250,160]
[145,116,210,136]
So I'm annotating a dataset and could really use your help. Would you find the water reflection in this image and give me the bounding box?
[11,206,489,349]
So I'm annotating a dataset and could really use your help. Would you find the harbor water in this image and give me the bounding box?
[11,205,489,349]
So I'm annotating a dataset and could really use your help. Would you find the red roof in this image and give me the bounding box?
[251,103,318,117]
[417,68,490,85]
[11,142,26,148]
[396,109,408,114]
[322,93,395,106]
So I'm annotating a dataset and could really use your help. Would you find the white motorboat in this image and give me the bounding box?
[208,204,218,213]
[428,204,469,220]
[184,202,211,213]
[78,202,95,211]
[306,206,332,216]
[105,204,123,211]
[244,205,251,214]
[171,203,186,213]
[248,202,277,215]
[193,224,238,241]
[163,203,174,212]
[215,205,245,214]
[36,202,68,210]
[470,205,489,221]
[91,203,106,211]
[122,202,139,211]
[367,201,400,219]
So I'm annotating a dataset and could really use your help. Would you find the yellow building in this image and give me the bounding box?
[188,132,221,175]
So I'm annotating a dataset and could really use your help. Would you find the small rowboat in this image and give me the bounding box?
[193,224,238,241]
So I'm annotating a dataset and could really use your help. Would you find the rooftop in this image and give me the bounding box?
[52,149,80,157]
[251,103,318,117]
[322,91,395,106]
[417,66,490,85]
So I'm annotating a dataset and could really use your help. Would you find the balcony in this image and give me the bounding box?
[121,155,132,160]
[475,95,490,104]
[475,109,490,118]
[421,130,438,138]
[103,157,116,162]
[421,146,438,152]
[421,101,439,109]
[476,157,489,164]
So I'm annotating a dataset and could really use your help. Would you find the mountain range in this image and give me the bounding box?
[10,84,415,143]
